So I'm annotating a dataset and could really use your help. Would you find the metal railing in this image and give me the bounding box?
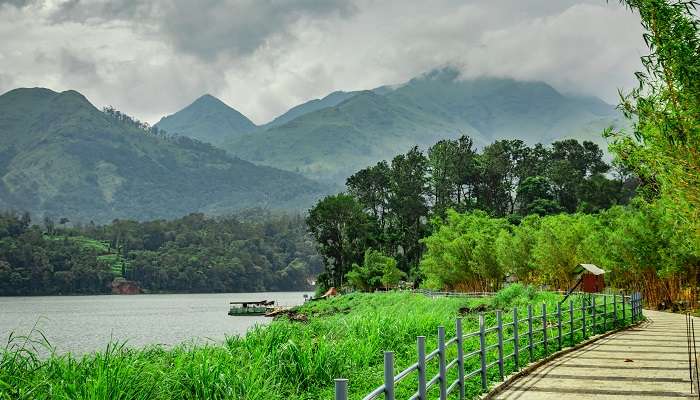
[416,290,497,298]
[334,291,643,400]
[687,312,700,398]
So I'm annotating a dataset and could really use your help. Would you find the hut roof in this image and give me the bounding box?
[575,263,605,276]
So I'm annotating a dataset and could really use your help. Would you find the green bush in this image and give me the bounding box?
[491,284,537,310]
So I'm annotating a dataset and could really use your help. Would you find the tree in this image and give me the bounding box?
[452,135,480,211]
[612,0,700,236]
[421,210,508,291]
[476,140,527,216]
[43,216,56,235]
[388,147,430,273]
[516,176,561,216]
[306,194,374,289]
[427,139,462,218]
[346,161,391,230]
[547,140,609,212]
[346,248,403,291]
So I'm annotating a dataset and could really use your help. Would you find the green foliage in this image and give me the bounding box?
[306,194,372,291]
[421,200,698,303]
[0,213,115,295]
[0,210,321,295]
[346,249,404,291]
[491,283,538,310]
[609,0,700,270]
[0,88,324,223]
[420,210,509,291]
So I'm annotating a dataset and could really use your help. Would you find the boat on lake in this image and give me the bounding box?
[228,300,275,316]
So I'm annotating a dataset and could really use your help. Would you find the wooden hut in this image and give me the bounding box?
[576,263,606,293]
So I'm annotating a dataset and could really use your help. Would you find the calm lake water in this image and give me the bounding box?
[0,292,311,355]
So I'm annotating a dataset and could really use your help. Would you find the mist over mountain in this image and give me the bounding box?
[155,94,256,146]
[219,68,624,184]
[0,88,324,223]
[263,91,359,129]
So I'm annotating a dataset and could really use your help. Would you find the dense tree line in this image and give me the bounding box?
[307,137,637,291]
[0,211,321,295]
[0,212,114,295]
[102,106,169,139]
[421,202,698,308]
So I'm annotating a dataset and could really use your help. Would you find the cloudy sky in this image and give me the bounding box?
[0,0,646,124]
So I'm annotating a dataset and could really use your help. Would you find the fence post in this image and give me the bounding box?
[335,379,348,400]
[497,310,504,381]
[630,293,634,322]
[581,296,587,338]
[438,326,447,400]
[603,295,607,331]
[542,303,548,355]
[639,292,643,320]
[513,307,519,370]
[527,304,534,362]
[622,291,626,324]
[456,318,465,400]
[479,314,487,392]
[569,300,574,346]
[417,336,427,400]
[637,292,642,320]
[557,302,562,350]
[591,296,597,335]
[613,293,617,327]
[384,352,395,400]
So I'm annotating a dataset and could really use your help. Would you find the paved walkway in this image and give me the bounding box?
[494,310,696,399]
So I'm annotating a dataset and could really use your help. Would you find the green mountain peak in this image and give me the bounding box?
[155,94,256,145]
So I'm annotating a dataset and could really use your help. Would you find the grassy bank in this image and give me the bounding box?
[1,288,616,399]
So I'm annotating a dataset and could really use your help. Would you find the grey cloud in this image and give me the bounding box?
[0,0,646,124]
[0,0,31,8]
[0,73,14,94]
[49,0,356,61]
[59,49,99,81]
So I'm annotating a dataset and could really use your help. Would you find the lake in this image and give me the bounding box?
[0,292,311,355]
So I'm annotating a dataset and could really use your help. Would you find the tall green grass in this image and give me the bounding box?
[0,288,626,399]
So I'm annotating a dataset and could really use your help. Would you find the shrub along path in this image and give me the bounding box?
[493,310,694,399]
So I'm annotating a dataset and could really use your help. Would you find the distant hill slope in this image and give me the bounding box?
[0,88,324,222]
[154,94,256,145]
[263,91,359,129]
[223,68,625,184]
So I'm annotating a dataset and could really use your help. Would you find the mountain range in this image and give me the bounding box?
[0,88,322,222]
[0,67,626,221]
[158,68,625,185]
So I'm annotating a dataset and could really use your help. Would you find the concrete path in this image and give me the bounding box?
[494,310,697,399]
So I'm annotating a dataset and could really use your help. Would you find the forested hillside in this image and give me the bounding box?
[0,88,324,223]
[225,70,625,184]
[0,211,321,295]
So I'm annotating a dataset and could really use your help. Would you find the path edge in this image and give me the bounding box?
[480,318,645,400]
